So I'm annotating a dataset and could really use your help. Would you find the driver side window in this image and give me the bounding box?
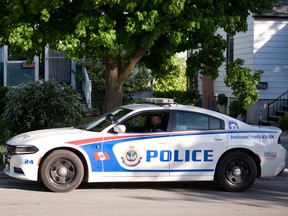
[121,111,170,133]
[126,114,147,128]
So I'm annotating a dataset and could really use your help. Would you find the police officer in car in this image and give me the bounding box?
[149,114,164,132]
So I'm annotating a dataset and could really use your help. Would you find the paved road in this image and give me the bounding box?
[0,170,287,216]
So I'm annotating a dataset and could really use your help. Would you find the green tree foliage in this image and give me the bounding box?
[154,90,197,105]
[2,80,88,133]
[224,59,263,109]
[153,54,196,104]
[80,57,153,93]
[186,35,227,81]
[125,64,153,92]
[229,100,246,118]
[78,57,106,91]
[154,55,187,92]
[0,0,277,111]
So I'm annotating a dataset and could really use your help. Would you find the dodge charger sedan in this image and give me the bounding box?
[3,98,286,192]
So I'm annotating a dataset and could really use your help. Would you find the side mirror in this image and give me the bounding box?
[113,125,126,133]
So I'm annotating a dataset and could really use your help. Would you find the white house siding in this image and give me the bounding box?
[245,18,288,125]
[199,15,288,124]
[210,15,256,119]
[254,19,288,100]
[214,16,255,99]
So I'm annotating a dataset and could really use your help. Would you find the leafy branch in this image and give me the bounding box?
[224,59,263,109]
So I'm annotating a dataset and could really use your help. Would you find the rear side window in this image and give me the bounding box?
[174,111,224,131]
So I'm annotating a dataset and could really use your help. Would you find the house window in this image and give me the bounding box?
[226,34,234,74]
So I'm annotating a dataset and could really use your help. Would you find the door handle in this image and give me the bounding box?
[157,142,167,144]
[214,138,223,141]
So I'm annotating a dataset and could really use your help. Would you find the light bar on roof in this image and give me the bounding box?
[144,98,174,104]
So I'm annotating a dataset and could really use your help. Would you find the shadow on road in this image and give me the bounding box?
[78,170,288,207]
[1,170,286,207]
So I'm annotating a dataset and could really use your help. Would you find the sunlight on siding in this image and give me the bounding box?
[254,20,287,53]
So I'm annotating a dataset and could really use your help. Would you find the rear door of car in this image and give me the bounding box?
[169,110,228,177]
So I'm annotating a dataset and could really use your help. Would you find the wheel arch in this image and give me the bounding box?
[38,147,89,183]
[214,148,261,180]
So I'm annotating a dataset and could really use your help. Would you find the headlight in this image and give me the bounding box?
[13,145,39,155]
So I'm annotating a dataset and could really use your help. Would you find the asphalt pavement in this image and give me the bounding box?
[1,132,288,179]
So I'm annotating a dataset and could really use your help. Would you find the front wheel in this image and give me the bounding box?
[40,150,84,192]
[216,151,257,192]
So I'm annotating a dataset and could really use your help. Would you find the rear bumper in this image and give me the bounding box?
[260,145,286,177]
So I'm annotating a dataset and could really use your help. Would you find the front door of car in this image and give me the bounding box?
[169,111,228,177]
[102,111,172,177]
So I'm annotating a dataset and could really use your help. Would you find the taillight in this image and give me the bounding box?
[278,135,281,144]
[278,132,287,144]
[256,154,261,163]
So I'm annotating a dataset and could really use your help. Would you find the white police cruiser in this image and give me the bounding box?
[3,98,286,192]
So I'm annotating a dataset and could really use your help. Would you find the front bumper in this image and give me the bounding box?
[3,153,39,181]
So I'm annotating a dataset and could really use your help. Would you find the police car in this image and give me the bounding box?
[3,98,286,192]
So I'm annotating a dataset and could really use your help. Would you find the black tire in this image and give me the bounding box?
[216,151,257,192]
[40,150,84,192]
[277,168,285,176]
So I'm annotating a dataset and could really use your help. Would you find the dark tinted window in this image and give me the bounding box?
[83,108,132,132]
[174,111,224,131]
[119,111,170,133]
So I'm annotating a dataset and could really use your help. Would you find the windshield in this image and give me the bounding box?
[81,108,132,132]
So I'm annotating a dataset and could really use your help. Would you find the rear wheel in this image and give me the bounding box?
[216,151,257,192]
[40,150,84,192]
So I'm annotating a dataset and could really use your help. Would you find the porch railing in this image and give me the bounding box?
[82,67,92,109]
[267,90,288,125]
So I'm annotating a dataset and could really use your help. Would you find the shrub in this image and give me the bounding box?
[3,80,88,133]
[280,113,288,131]
[0,118,15,145]
[225,59,263,109]
[0,119,12,166]
[229,100,246,118]
[0,145,7,166]
[218,93,227,106]
[0,86,8,115]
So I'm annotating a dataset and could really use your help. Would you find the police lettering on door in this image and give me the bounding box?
[146,150,213,162]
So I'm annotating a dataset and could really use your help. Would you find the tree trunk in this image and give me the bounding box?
[104,57,123,112]
[103,48,149,112]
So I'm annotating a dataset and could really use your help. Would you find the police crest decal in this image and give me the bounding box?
[121,146,142,167]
